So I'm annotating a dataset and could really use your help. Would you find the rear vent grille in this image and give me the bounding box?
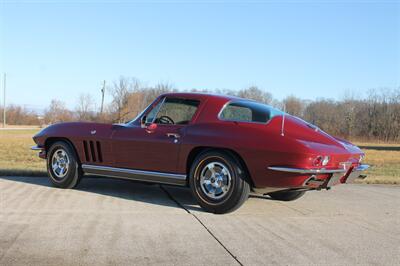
[83,140,103,163]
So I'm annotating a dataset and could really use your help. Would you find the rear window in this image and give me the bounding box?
[219,100,283,123]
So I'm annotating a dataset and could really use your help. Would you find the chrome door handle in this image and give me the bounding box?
[166,133,180,139]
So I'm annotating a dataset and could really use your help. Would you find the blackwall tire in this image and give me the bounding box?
[47,141,82,189]
[189,150,250,214]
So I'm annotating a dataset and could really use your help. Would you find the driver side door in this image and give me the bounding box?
[111,97,200,174]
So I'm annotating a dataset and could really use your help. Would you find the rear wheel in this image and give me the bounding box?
[268,190,306,201]
[189,150,250,214]
[47,141,82,189]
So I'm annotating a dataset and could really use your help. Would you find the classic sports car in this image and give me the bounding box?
[32,93,369,213]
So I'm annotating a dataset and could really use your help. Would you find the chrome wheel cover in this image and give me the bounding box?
[199,162,232,200]
[51,149,70,179]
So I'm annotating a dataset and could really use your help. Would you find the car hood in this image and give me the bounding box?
[33,122,115,144]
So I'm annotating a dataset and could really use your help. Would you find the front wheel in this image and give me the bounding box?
[47,141,82,189]
[189,150,250,214]
[268,190,306,201]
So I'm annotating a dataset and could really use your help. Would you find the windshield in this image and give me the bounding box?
[219,100,284,123]
[126,102,154,125]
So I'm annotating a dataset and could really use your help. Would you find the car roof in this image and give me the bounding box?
[159,92,241,102]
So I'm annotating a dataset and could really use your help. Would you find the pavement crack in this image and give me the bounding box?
[276,201,309,215]
[160,185,243,266]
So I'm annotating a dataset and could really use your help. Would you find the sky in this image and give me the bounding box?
[0,0,399,111]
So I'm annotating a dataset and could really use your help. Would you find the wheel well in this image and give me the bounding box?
[45,137,81,164]
[186,146,254,187]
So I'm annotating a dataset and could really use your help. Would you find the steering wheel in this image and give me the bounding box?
[158,115,175,124]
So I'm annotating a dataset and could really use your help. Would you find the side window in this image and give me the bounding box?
[154,98,200,125]
[219,100,282,123]
[220,105,252,122]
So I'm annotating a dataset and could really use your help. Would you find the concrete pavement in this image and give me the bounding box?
[1,176,399,265]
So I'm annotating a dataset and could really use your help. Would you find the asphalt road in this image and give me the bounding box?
[0,176,399,266]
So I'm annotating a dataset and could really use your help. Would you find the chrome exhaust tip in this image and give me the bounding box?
[304,175,325,188]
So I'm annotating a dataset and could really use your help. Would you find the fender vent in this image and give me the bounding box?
[96,141,103,162]
[83,140,103,163]
[83,141,90,161]
[89,141,96,162]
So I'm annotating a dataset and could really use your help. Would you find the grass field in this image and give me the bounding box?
[0,129,399,184]
[0,129,46,176]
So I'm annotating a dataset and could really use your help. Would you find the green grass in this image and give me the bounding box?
[356,148,400,184]
[0,129,398,184]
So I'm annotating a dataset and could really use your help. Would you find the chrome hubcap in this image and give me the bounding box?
[51,149,70,179]
[199,162,232,199]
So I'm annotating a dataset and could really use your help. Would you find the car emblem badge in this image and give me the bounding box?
[91,130,97,135]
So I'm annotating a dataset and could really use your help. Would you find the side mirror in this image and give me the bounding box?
[145,123,157,133]
[141,115,157,132]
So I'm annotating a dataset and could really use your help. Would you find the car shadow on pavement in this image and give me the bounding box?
[0,176,275,212]
[0,175,204,212]
[249,194,274,200]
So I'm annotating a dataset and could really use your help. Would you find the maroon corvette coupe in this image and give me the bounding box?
[32,93,369,213]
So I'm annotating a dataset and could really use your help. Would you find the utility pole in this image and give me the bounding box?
[100,80,106,115]
[2,73,5,128]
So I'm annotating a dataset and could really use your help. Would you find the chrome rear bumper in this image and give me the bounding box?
[268,166,346,174]
[268,164,370,188]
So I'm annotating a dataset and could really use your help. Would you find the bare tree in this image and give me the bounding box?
[44,99,73,124]
[0,105,40,125]
[238,86,272,104]
[110,77,132,123]
[76,94,95,121]
[140,81,176,108]
[283,95,305,117]
[190,88,211,94]
[41,75,399,142]
[214,88,237,97]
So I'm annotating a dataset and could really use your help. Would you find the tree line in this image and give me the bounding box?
[1,76,399,142]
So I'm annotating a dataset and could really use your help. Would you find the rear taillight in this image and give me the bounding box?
[322,156,330,166]
[313,156,323,166]
[313,155,330,166]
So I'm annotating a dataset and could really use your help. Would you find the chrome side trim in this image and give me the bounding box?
[268,166,346,174]
[31,145,43,151]
[81,164,187,186]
